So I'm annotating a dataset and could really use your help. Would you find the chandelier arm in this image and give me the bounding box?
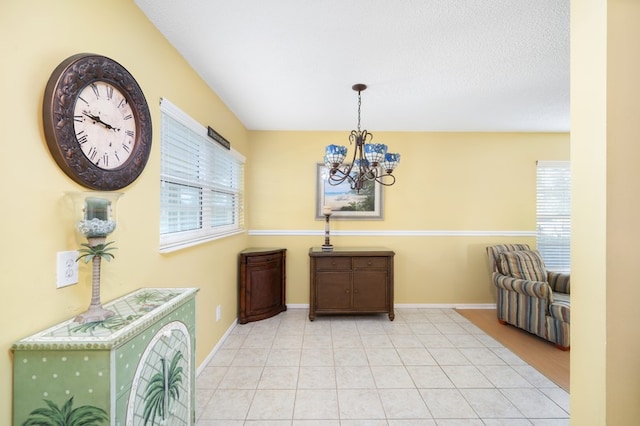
[327,169,348,185]
[361,130,373,145]
[348,130,359,145]
[362,167,380,181]
[338,130,364,181]
[373,173,397,187]
[326,162,357,187]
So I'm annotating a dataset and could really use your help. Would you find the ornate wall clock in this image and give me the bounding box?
[43,53,152,190]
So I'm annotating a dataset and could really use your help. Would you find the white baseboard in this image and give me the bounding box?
[196,318,238,377]
[395,303,496,309]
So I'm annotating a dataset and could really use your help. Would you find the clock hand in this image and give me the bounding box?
[82,111,100,121]
[84,112,118,131]
[82,111,120,132]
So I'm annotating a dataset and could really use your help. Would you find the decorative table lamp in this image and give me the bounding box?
[68,192,123,323]
[322,205,333,251]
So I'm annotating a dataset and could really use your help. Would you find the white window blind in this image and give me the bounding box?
[160,98,245,252]
[536,160,571,272]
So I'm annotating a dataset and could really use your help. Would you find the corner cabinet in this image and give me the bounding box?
[238,248,287,324]
[309,247,395,321]
[12,287,198,426]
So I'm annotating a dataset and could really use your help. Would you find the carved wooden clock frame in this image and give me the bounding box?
[43,53,152,190]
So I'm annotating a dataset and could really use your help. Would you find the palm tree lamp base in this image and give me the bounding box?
[75,305,114,323]
[73,235,117,324]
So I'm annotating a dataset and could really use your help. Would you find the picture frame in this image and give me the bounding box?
[315,163,384,220]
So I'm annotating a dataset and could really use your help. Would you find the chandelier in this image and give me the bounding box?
[324,84,400,193]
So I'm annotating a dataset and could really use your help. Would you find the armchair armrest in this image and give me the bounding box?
[548,271,570,294]
[492,272,551,299]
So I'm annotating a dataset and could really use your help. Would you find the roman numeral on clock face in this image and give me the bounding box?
[87,146,98,162]
[76,131,88,145]
[90,83,100,99]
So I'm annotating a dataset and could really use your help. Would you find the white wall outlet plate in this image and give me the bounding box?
[56,250,79,288]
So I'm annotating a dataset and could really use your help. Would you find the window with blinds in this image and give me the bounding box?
[159,98,245,252]
[536,160,571,272]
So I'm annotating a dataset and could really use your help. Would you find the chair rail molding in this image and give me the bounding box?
[248,229,536,237]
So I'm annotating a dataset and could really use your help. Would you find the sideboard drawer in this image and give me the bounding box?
[353,257,388,269]
[315,257,352,270]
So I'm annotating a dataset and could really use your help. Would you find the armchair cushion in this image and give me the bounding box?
[493,273,550,299]
[550,292,570,323]
[548,271,571,294]
[499,249,547,282]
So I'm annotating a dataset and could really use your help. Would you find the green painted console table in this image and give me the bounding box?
[12,287,198,426]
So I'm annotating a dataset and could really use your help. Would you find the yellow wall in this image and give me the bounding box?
[571,0,640,424]
[606,2,640,421]
[247,131,568,306]
[0,0,250,420]
[0,0,578,424]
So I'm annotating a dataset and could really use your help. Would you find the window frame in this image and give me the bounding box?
[536,160,571,272]
[159,98,245,253]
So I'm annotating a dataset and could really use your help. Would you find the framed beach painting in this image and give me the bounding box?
[315,163,383,220]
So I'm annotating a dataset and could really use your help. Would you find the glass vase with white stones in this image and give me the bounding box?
[68,191,123,323]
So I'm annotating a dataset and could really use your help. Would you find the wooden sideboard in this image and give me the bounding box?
[238,248,287,324]
[308,247,395,321]
[12,287,198,426]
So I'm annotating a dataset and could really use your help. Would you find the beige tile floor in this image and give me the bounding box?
[195,308,570,425]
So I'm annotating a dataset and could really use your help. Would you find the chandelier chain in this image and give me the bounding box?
[357,90,362,132]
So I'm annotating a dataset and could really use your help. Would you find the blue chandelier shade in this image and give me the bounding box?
[325,144,348,167]
[364,143,387,164]
[382,153,401,173]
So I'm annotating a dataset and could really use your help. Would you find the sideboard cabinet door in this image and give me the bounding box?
[353,269,389,310]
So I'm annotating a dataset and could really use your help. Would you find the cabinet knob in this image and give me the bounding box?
[345,289,350,294]
[367,261,372,265]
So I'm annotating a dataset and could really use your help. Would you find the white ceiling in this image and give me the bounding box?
[134,0,569,132]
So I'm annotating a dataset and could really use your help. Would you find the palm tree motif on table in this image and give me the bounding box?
[133,290,181,312]
[143,351,184,425]
[70,314,143,334]
[22,396,107,426]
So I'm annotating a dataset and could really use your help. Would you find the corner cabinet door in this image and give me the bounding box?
[124,321,193,425]
[245,254,283,316]
[239,249,287,324]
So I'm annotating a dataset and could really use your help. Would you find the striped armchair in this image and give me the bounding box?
[487,244,570,350]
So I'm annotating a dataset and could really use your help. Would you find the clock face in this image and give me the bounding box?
[73,81,137,170]
[43,53,152,190]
